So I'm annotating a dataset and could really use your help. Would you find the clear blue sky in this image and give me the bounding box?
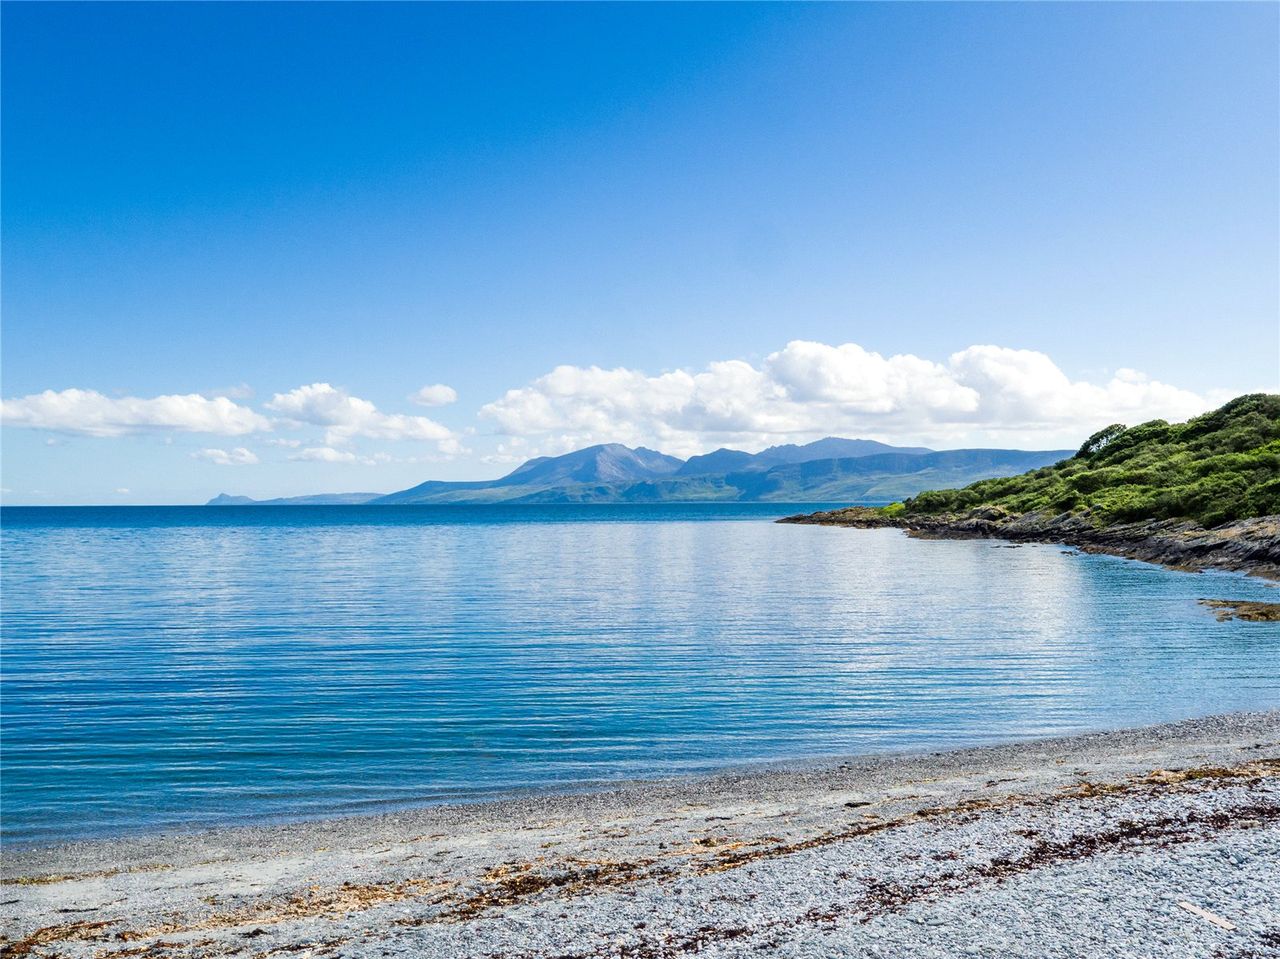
[3,2,1277,503]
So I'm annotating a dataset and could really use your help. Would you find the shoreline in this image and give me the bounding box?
[5,710,1279,957]
[3,713,1263,862]
[779,507,1280,581]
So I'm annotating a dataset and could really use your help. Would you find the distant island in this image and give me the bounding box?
[207,437,1073,507]
[782,394,1280,580]
[207,492,386,506]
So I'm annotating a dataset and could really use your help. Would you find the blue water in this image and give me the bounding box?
[2,503,1278,845]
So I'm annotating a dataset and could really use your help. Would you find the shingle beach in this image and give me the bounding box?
[4,711,1278,958]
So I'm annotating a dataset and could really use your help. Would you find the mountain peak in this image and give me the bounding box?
[756,437,933,464]
[496,443,684,488]
[678,437,933,476]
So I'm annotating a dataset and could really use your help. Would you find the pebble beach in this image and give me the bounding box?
[4,711,1279,958]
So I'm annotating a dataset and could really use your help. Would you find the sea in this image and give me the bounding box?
[2,503,1277,845]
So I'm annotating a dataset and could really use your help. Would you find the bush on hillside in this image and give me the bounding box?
[892,394,1280,527]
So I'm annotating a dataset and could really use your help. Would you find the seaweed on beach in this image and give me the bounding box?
[7,757,1278,959]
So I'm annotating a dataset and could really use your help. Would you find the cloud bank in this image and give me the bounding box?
[479,340,1225,455]
[0,389,269,437]
[267,383,459,451]
[1,344,1237,469]
[1,382,463,463]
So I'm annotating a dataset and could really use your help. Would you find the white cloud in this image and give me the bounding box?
[481,437,531,465]
[289,446,403,466]
[265,437,303,448]
[267,383,455,448]
[479,340,1225,454]
[767,342,978,413]
[1,389,270,437]
[290,446,358,463]
[410,384,458,407]
[192,447,260,466]
[114,488,130,494]
[435,436,466,457]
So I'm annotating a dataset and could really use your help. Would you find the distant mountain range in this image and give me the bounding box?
[207,437,1073,506]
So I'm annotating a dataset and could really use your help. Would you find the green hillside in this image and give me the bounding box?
[891,394,1280,527]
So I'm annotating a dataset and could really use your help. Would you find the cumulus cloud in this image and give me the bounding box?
[436,436,466,457]
[1,389,270,437]
[481,437,532,466]
[267,383,456,448]
[192,447,259,466]
[479,340,1224,454]
[290,446,357,463]
[410,384,458,407]
[289,446,398,466]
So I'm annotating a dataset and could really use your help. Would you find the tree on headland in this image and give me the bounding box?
[1076,423,1128,459]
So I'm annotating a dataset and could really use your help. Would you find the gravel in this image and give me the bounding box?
[3,710,1278,958]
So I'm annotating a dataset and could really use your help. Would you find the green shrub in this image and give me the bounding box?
[902,394,1280,526]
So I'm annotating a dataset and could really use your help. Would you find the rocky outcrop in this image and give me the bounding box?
[1199,599,1280,622]
[778,507,1280,580]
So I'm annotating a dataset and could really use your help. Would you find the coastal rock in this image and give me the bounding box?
[779,509,1280,580]
[1198,599,1280,622]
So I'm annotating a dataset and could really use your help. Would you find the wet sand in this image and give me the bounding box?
[3,711,1279,958]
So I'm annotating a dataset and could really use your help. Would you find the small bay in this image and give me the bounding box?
[2,503,1277,845]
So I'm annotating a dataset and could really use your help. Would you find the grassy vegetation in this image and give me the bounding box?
[893,394,1280,528]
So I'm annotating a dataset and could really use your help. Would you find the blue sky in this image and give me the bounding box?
[3,2,1277,504]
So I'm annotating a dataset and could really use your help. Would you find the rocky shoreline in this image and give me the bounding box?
[779,507,1280,581]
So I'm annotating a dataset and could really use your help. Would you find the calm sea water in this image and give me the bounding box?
[3,503,1278,845]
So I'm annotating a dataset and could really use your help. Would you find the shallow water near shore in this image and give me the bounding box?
[2,503,1278,845]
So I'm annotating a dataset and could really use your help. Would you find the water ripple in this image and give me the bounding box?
[2,503,1277,843]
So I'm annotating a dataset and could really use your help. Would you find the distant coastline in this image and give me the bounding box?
[205,437,1071,507]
